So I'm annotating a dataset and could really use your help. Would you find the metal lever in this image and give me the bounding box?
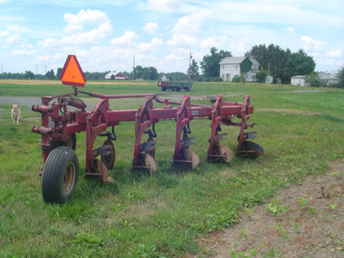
[99,129,116,141]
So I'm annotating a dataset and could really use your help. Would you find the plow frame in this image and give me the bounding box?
[32,88,263,203]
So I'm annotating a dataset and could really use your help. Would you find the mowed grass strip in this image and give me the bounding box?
[1,82,344,257]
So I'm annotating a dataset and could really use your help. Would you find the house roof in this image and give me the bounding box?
[318,72,336,80]
[219,56,260,66]
[291,75,307,79]
[219,56,246,64]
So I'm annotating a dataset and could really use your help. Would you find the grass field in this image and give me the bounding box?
[1,80,344,257]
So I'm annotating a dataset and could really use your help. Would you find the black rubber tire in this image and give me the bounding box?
[161,87,166,91]
[42,146,79,204]
[236,141,264,159]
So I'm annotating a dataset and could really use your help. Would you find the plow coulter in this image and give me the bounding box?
[32,55,264,204]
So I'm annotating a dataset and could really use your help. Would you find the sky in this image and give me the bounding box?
[0,0,343,74]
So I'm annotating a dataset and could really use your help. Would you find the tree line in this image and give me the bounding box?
[1,44,343,87]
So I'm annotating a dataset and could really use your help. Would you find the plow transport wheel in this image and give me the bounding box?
[185,149,200,169]
[145,154,157,175]
[236,141,264,159]
[42,146,79,204]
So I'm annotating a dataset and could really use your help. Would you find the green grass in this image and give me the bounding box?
[1,81,344,257]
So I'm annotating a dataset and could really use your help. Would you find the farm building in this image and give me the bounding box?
[291,75,308,86]
[105,71,116,80]
[219,56,260,82]
[105,71,129,80]
[318,72,339,86]
[114,73,129,80]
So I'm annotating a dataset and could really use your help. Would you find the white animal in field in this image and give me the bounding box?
[11,104,22,125]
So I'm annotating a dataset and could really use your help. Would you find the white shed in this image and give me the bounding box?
[291,75,308,86]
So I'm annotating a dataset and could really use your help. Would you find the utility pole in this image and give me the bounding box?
[189,49,192,67]
[188,50,192,80]
[132,56,135,80]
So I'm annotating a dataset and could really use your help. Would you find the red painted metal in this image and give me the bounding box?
[32,89,258,181]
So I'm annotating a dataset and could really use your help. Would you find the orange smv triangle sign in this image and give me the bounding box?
[60,55,86,87]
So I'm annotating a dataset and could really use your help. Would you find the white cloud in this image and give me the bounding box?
[12,49,36,55]
[0,25,29,45]
[172,11,209,34]
[200,38,217,49]
[40,9,112,47]
[138,37,163,51]
[3,1,344,73]
[206,1,344,28]
[146,0,179,12]
[167,11,209,48]
[167,33,197,47]
[63,9,111,35]
[64,9,109,26]
[143,22,158,34]
[326,49,342,58]
[300,35,326,51]
[287,27,295,33]
[111,31,137,45]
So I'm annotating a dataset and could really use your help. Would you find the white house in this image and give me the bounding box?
[219,56,260,82]
[291,75,308,86]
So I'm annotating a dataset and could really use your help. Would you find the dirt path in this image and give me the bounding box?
[194,161,344,257]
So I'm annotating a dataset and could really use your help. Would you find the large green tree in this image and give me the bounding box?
[24,70,35,79]
[337,67,344,88]
[45,69,56,80]
[201,47,231,78]
[248,44,315,83]
[132,66,158,80]
[286,50,315,77]
[187,58,199,80]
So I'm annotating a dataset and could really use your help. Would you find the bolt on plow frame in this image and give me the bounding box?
[32,55,264,204]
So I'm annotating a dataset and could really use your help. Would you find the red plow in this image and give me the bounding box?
[32,55,263,204]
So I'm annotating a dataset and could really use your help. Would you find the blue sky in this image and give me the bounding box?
[0,0,343,73]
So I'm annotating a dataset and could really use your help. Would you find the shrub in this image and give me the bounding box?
[256,70,269,83]
[306,72,322,87]
[199,76,223,82]
[232,75,241,82]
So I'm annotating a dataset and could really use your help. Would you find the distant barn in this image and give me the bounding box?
[105,71,129,80]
